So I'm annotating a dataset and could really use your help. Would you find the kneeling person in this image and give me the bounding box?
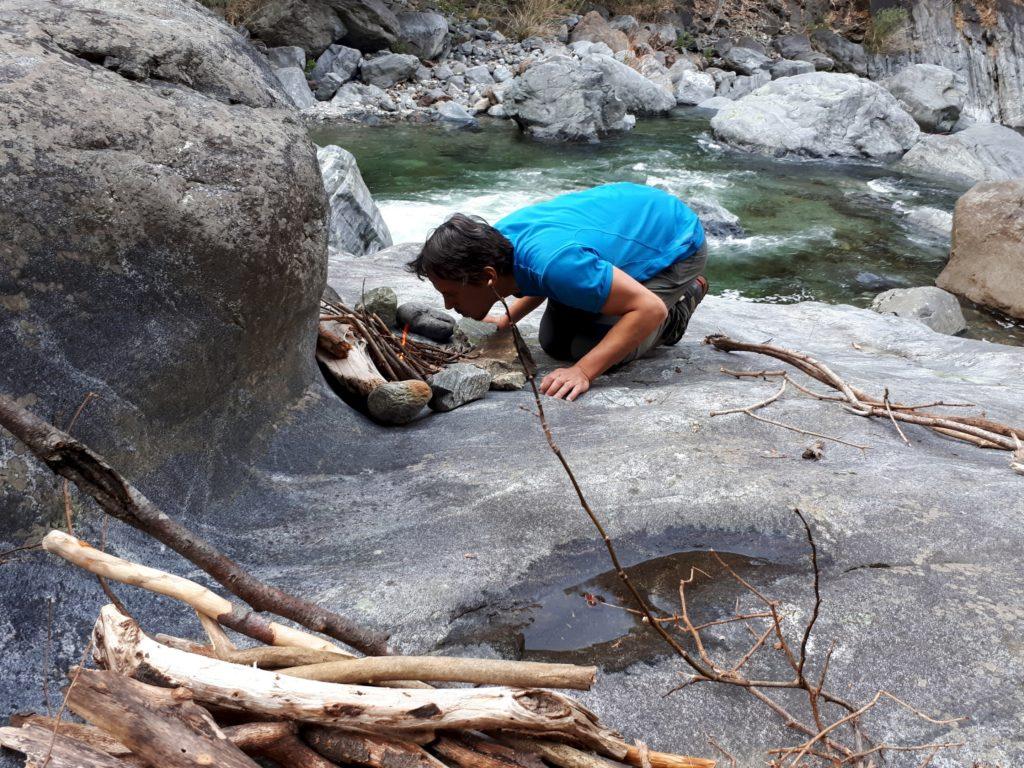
[408,182,708,401]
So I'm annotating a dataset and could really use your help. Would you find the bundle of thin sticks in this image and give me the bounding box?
[319,297,463,383]
[705,335,1024,469]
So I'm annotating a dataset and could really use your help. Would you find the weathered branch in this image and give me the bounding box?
[0,393,389,656]
[0,724,134,768]
[91,605,627,758]
[302,726,447,768]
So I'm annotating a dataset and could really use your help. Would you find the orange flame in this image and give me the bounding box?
[399,323,409,360]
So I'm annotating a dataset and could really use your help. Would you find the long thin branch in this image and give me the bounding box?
[0,393,389,656]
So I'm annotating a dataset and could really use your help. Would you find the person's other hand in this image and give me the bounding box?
[483,314,511,331]
[540,366,591,401]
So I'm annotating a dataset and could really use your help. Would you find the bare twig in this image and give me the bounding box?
[40,637,93,768]
[883,389,911,446]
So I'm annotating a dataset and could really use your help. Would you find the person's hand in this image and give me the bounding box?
[540,365,591,401]
[483,314,511,331]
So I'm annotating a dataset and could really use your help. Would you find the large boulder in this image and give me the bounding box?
[330,0,401,52]
[773,33,812,59]
[502,56,633,142]
[247,0,347,56]
[883,64,965,133]
[397,11,448,60]
[937,181,1024,320]
[674,70,716,105]
[318,145,393,256]
[871,287,967,335]
[0,0,327,481]
[310,43,361,84]
[359,52,420,88]
[275,66,316,108]
[769,59,815,79]
[635,54,674,93]
[809,29,866,76]
[899,124,1024,185]
[722,46,770,75]
[717,70,770,100]
[569,11,630,52]
[711,72,921,160]
[580,54,675,115]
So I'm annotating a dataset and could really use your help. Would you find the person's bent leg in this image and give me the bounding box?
[539,300,608,362]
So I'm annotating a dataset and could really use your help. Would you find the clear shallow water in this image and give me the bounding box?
[310,111,1023,345]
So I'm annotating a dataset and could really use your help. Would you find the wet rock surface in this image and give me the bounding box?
[6,246,1023,765]
[871,286,967,335]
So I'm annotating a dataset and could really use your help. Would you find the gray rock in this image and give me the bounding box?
[810,29,866,76]
[314,71,347,100]
[428,363,492,411]
[397,11,448,60]
[0,0,327,512]
[396,301,456,342]
[492,65,514,82]
[871,287,967,335]
[688,196,744,238]
[695,95,735,112]
[588,41,614,56]
[711,72,921,160]
[267,45,306,70]
[773,33,812,59]
[674,69,716,105]
[902,206,953,238]
[667,57,697,82]
[938,180,1024,320]
[635,54,673,93]
[734,35,766,55]
[722,46,770,75]
[333,0,401,52]
[608,14,639,36]
[883,64,965,133]
[436,100,477,125]
[359,53,420,88]
[330,80,386,108]
[898,124,1024,185]
[356,286,398,327]
[366,380,432,425]
[434,64,454,80]
[569,10,629,52]
[487,103,508,118]
[503,56,632,142]
[247,0,346,56]
[274,66,316,109]
[717,69,769,100]
[796,50,834,70]
[581,53,675,114]
[464,65,494,85]
[318,145,393,255]
[769,58,815,79]
[645,22,677,49]
[311,43,361,84]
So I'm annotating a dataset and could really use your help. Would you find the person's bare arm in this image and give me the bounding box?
[485,295,546,331]
[540,268,667,401]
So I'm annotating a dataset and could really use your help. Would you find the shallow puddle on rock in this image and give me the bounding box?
[517,550,791,671]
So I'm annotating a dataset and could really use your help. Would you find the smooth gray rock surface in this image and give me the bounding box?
[898,124,1024,185]
[464,64,495,85]
[722,46,770,75]
[674,70,716,105]
[314,71,348,100]
[695,95,735,112]
[267,45,306,70]
[359,52,419,88]
[0,0,326,490]
[356,286,399,327]
[397,11,448,60]
[716,70,769,100]
[503,56,632,142]
[396,301,457,342]
[871,287,967,335]
[311,43,361,84]
[332,0,401,52]
[810,29,866,76]
[711,72,921,160]
[4,243,1024,767]
[366,380,432,425]
[773,33,812,59]
[769,58,815,79]
[688,196,744,238]
[883,64,965,133]
[796,49,834,70]
[581,53,675,115]
[428,363,492,412]
[247,0,346,56]
[436,100,477,125]
[317,145,393,255]
[275,66,316,108]
[902,206,953,239]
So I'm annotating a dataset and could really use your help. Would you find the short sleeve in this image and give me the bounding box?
[539,245,613,313]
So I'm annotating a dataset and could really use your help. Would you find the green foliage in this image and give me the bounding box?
[864,7,909,52]
[676,30,695,50]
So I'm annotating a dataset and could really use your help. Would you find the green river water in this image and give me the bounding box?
[310,110,1023,345]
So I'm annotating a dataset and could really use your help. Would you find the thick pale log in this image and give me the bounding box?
[317,320,386,398]
[501,737,630,768]
[10,715,134,759]
[93,605,626,758]
[222,721,298,751]
[318,322,353,359]
[0,723,134,768]
[281,656,596,690]
[303,726,446,768]
[0,394,388,656]
[43,530,348,654]
[65,668,260,768]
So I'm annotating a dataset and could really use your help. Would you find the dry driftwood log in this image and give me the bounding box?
[502,737,630,768]
[0,394,388,656]
[303,725,447,768]
[0,723,135,768]
[9,715,136,760]
[65,668,261,768]
[92,605,626,758]
[433,735,545,768]
[281,656,596,690]
[42,530,345,654]
[316,319,387,398]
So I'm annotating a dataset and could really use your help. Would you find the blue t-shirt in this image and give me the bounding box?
[494,183,705,313]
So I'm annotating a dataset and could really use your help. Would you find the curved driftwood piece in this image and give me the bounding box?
[65,668,261,768]
[92,605,626,758]
[42,530,348,654]
[281,656,596,690]
[0,723,135,768]
[0,394,388,656]
[303,726,447,768]
[501,737,630,768]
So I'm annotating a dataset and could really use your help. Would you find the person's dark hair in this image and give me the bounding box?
[407,213,514,283]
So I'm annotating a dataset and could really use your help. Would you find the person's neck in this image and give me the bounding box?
[491,272,519,300]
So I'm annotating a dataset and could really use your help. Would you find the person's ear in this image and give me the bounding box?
[483,266,498,287]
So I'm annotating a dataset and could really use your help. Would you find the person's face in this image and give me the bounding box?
[427,272,497,320]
